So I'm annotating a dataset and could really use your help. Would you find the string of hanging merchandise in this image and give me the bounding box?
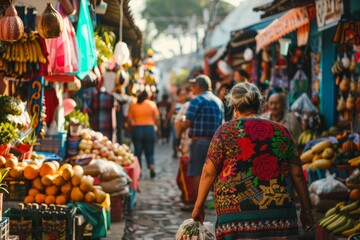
[119,0,124,42]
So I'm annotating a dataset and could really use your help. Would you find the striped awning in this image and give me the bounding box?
[255,6,310,52]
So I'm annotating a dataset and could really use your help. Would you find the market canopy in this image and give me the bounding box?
[255,6,309,52]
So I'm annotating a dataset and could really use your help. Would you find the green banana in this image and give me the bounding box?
[326,215,347,232]
[332,218,354,234]
[349,207,360,215]
[340,200,359,213]
[320,213,341,228]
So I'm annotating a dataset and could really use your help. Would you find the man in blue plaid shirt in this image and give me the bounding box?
[177,74,224,210]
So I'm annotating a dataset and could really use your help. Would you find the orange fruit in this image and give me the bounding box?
[45,195,56,205]
[39,162,56,177]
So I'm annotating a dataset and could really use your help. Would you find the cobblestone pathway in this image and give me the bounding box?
[107,141,216,240]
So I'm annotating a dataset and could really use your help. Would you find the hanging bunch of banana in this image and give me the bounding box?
[0,31,47,78]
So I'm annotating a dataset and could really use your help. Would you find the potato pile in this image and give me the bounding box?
[78,129,135,166]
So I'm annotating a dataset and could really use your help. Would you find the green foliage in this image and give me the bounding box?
[64,110,90,130]
[142,0,204,34]
[94,25,116,64]
[169,69,190,87]
[0,95,22,116]
[0,168,9,194]
[0,122,18,144]
[142,0,234,35]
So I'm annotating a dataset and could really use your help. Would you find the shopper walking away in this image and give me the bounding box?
[192,82,313,239]
[127,89,160,178]
[177,74,224,210]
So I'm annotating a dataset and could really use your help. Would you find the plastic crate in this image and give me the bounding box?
[3,180,31,202]
[0,218,9,240]
[4,208,40,240]
[33,133,67,157]
[4,205,77,240]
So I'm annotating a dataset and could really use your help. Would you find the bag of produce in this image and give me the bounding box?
[176,219,215,240]
[309,170,349,195]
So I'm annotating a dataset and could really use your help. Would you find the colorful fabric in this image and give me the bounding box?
[88,90,114,139]
[206,118,300,239]
[186,91,224,138]
[176,155,196,204]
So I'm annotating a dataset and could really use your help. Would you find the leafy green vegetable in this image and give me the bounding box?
[0,95,23,116]
[0,122,18,144]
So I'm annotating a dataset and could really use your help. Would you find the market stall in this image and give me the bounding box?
[0,0,144,238]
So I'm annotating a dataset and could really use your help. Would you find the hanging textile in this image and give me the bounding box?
[76,0,97,79]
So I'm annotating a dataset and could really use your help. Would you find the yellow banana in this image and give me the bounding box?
[11,43,17,61]
[14,61,19,73]
[30,41,38,63]
[18,42,25,62]
[341,222,360,237]
[33,39,45,63]
[18,60,22,75]
[22,62,27,74]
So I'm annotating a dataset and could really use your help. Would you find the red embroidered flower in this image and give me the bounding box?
[260,144,267,151]
[236,137,255,161]
[252,153,280,181]
[244,121,274,141]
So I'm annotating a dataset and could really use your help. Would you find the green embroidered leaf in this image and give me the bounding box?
[246,168,252,178]
[253,176,258,186]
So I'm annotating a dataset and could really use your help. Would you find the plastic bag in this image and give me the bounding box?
[309,170,349,195]
[176,219,215,240]
[290,93,318,113]
[269,68,288,88]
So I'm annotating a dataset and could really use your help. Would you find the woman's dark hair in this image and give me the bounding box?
[137,90,148,104]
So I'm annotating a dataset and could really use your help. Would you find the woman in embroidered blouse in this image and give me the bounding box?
[192,82,313,240]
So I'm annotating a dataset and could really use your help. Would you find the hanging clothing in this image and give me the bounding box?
[88,89,115,140]
[44,87,59,127]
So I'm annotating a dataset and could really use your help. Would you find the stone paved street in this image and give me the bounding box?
[106,141,216,239]
[105,141,319,240]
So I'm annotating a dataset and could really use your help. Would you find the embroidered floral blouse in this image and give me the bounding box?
[206,118,300,216]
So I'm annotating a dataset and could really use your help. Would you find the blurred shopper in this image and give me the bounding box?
[157,93,171,144]
[192,82,313,239]
[177,75,224,209]
[167,88,188,158]
[218,83,234,121]
[262,90,301,141]
[127,89,160,178]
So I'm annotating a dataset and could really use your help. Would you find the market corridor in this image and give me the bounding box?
[107,141,216,239]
